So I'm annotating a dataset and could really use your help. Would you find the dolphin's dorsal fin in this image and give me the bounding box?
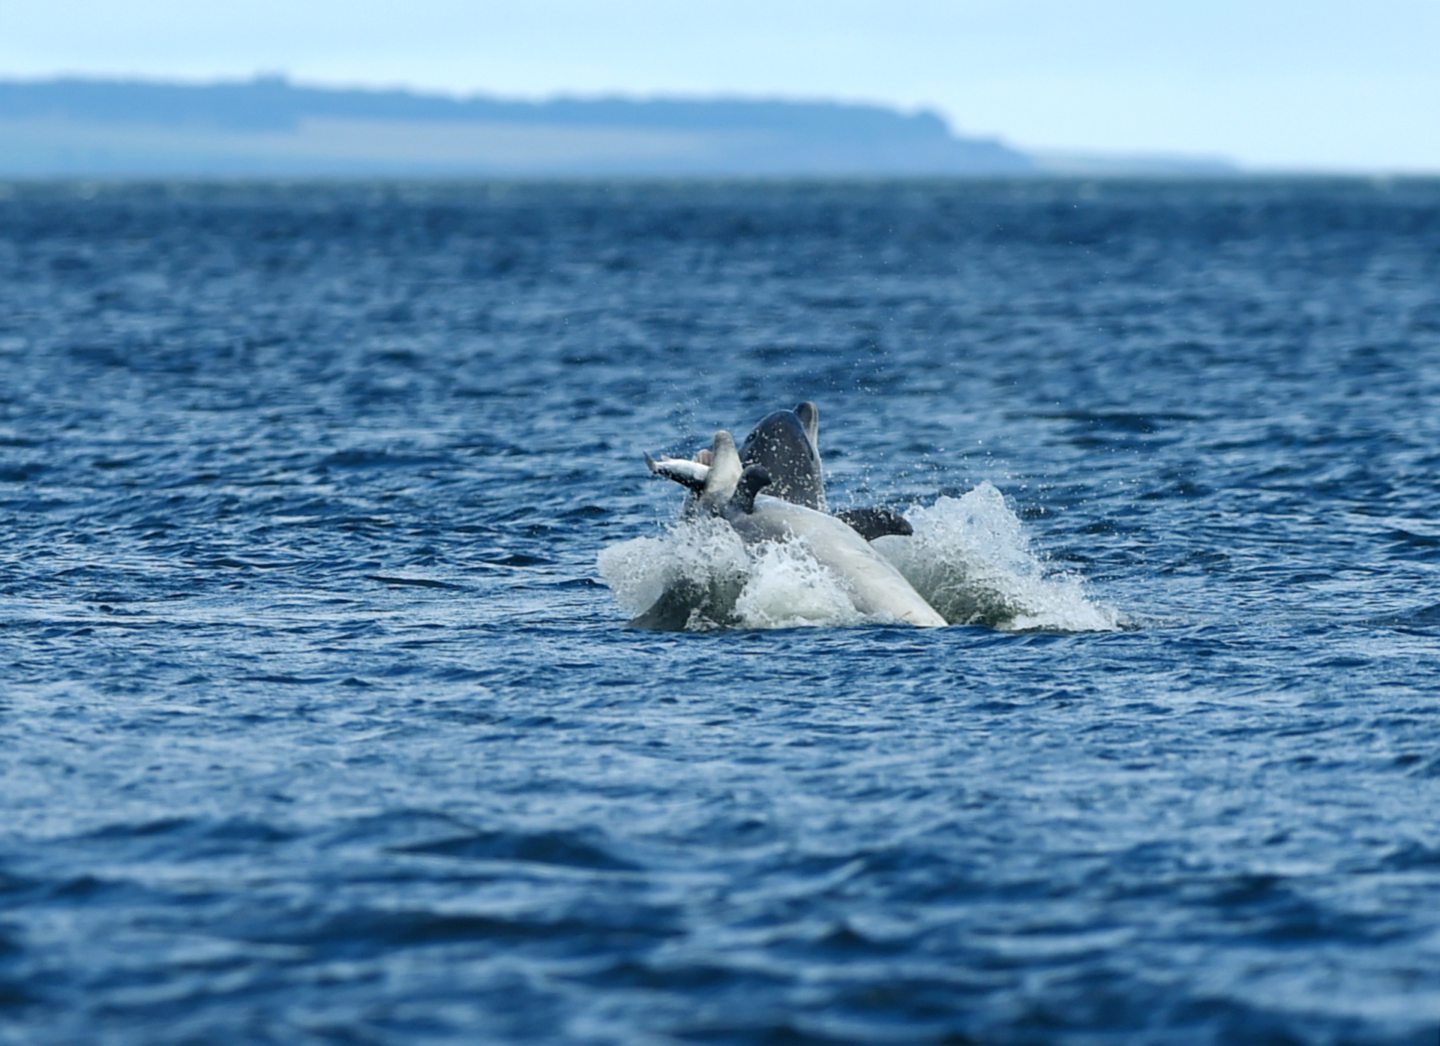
[792,401,825,512]
[701,431,741,504]
[794,401,820,450]
[731,465,772,514]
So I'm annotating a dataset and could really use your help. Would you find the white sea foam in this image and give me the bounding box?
[598,482,1119,632]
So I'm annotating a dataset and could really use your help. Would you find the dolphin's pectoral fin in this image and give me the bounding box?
[646,453,710,493]
[836,507,914,541]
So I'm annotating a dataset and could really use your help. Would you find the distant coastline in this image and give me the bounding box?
[0,75,1237,178]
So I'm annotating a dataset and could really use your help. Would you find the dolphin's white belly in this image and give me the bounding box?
[732,498,946,627]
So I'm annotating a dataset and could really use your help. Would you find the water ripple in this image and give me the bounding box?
[2,179,1439,1043]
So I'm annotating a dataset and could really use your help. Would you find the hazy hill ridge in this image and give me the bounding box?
[0,75,1034,176]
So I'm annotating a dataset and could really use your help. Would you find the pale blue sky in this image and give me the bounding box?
[4,0,1438,171]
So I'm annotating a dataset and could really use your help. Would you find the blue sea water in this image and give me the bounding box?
[2,178,1440,1043]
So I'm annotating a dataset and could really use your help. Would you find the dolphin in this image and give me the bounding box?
[740,404,826,510]
[681,402,913,541]
[648,431,947,628]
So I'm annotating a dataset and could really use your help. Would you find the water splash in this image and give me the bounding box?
[598,482,1118,632]
[596,516,750,630]
[730,539,869,629]
[873,483,1119,632]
